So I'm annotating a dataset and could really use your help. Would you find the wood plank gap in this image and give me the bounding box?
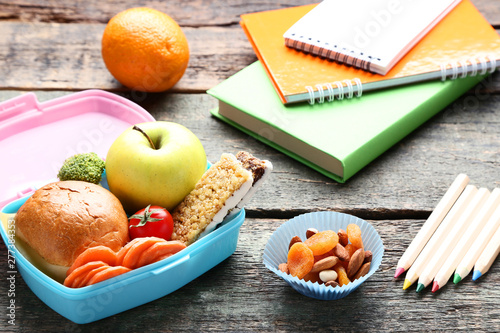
[244,208,431,221]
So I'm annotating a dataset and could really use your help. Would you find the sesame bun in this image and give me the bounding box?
[15,181,129,267]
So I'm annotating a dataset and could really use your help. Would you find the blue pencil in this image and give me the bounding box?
[472,222,500,281]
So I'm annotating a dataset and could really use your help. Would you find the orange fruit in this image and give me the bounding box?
[101,7,189,92]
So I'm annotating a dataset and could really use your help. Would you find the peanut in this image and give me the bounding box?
[319,269,338,283]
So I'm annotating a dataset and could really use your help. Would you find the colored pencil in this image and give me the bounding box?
[402,184,477,290]
[472,220,500,281]
[454,197,500,283]
[394,174,469,278]
[432,188,500,292]
[415,188,489,291]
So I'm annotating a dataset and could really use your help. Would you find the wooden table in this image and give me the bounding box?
[0,1,499,331]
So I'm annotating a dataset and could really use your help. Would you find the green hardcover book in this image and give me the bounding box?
[208,61,487,183]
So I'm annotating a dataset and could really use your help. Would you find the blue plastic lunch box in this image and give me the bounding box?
[0,90,246,324]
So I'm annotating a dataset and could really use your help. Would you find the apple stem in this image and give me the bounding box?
[133,125,156,150]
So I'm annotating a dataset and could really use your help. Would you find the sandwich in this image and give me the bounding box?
[15,180,130,268]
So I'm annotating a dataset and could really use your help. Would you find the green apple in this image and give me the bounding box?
[105,121,206,214]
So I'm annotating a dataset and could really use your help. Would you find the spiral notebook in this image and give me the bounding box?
[240,0,500,105]
[208,62,488,182]
[283,0,461,75]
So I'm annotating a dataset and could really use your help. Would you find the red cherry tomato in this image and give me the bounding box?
[128,205,174,241]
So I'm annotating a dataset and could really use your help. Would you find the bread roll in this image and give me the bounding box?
[15,181,129,267]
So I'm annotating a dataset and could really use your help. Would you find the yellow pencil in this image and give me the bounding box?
[394,174,469,278]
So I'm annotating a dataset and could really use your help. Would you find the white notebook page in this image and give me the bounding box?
[283,0,461,75]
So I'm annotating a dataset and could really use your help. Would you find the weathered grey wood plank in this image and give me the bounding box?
[0,0,498,331]
[0,22,499,92]
[0,0,498,27]
[0,217,498,331]
[0,0,314,25]
[0,23,255,92]
[0,88,498,218]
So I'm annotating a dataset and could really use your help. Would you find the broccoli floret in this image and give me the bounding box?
[57,152,105,184]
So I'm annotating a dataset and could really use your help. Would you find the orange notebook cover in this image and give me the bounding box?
[240,0,500,105]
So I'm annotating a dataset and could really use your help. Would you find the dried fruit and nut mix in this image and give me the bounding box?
[279,224,373,287]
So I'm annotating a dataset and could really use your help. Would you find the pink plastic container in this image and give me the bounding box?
[0,89,155,207]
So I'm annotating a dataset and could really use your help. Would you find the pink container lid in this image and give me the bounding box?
[0,89,155,208]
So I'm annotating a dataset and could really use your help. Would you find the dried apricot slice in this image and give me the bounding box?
[344,244,359,258]
[302,271,321,284]
[304,230,339,256]
[287,242,314,279]
[314,249,335,262]
[346,224,364,249]
[333,263,351,286]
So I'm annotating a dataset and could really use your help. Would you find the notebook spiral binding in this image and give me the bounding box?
[285,37,379,73]
[439,56,497,81]
[306,78,362,105]
[306,55,498,105]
